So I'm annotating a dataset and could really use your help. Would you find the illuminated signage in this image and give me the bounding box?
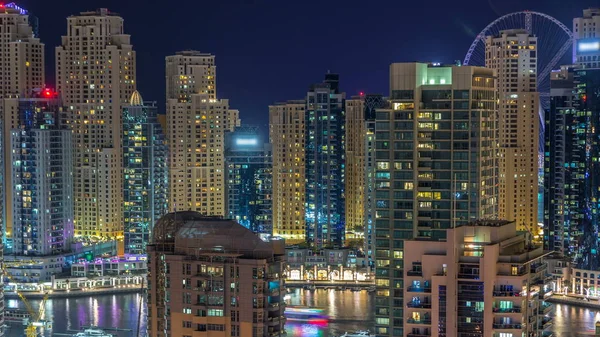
[578,40,600,53]
[235,138,258,146]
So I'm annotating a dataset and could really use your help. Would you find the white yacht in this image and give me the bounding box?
[340,330,375,337]
[72,328,114,337]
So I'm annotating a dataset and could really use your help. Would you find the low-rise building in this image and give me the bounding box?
[71,255,147,277]
[147,212,286,337]
[402,220,553,337]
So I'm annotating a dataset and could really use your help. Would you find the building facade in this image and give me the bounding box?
[544,66,575,256]
[374,63,498,336]
[122,91,168,255]
[0,3,44,98]
[305,74,345,247]
[402,220,553,337]
[147,212,286,337]
[166,51,230,216]
[56,8,136,238]
[573,9,600,67]
[7,94,74,256]
[269,100,305,243]
[486,30,540,236]
[225,126,272,235]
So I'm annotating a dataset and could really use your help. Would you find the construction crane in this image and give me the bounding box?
[3,268,50,337]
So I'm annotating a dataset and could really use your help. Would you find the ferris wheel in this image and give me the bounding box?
[463,11,573,95]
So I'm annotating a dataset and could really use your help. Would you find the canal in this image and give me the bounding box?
[4,289,598,336]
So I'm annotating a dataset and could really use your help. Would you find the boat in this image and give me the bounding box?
[367,286,376,292]
[339,330,375,337]
[351,287,362,292]
[72,328,114,337]
[284,306,328,325]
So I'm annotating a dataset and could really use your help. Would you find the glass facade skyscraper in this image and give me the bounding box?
[4,93,74,256]
[545,67,600,269]
[122,91,167,255]
[225,126,273,235]
[305,73,345,247]
[374,63,498,336]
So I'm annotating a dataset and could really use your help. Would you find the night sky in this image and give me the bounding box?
[18,0,600,130]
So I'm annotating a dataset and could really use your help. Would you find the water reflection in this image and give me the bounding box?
[3,289,599,337]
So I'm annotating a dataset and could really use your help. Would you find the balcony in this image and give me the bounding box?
[538,317,552,330]
[407,286,432,293]
[268,302,281,311]
[407,270,423,277]
[538,302,553,315]
[492,323,522,330]
[493,307,522,313]
[406,318,432,325]
[407,301,432,309]
[493,290,522,297]
[457,273,480,280]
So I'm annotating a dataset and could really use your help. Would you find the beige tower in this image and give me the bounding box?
[166,51,229,215]
[56,8,136,238]
[486,30,539,236]
[269,101,305,243]
[0,5,44,98]
[345,97,367,242]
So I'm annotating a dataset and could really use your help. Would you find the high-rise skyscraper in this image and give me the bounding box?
[374,63,498,336]
[573,9,600,67]
[0,3,44,98]
[269,100,306,243]
[3,90,74,256]
[486,30,539,236]
[545,67,600,270]
[544,66,575,256]
[305,74,345,247]
[225,126,272,235]
[166,51,230,215]
[56,8,136,239]
[147,212,287,337]
[345,94,387,264]
[122,91,168,255]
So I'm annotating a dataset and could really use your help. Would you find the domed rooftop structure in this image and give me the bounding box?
[151,211,285,258]
[129,90,143,106]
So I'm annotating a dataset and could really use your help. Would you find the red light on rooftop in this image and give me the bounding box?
[359,91,364,96]
[43,88,53,98]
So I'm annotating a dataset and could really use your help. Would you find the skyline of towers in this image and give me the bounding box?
[485,29,540,236]
[56,8,136,239]
[374,63,499,336]
[122,91,167,255]
[305,73,346,248]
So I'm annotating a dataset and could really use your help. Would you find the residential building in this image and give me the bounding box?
[5,91,74,256]
[374,63,498,336]
[122,91,168,255]
[166,51,229,216]
[544,66,575,256]
[225,126,272,234]
[56,8,136,238]
[269,100,305,243]
[345,93,387,265]
[147,212,286,337]
[486,30,539,236]
[305,73,345,247]
[402,220,553,337]
[0,3,44,98]
[573,9,600,67]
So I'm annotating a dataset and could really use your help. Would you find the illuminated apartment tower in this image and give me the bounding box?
[166,51,229,215]
[305,74,345,247]
[573,9,600,67]
[0,3,44,98]
[122,91,168,255]
[269,100,305,243]
[374,63,498,336]
[345,94,387,259]
[485,30,539,236]
[6,92,74,256]
[56,8,136,238]
[147,212,286,337]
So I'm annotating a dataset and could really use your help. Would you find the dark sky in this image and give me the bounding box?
[17,0,600,129]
